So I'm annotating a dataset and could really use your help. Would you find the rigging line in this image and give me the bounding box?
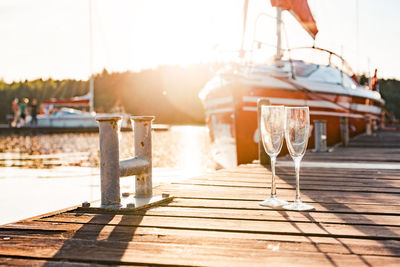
[281,19,296,79]
[240,0,249,59]
[355,0,360,74]
[95,1,112,71]
[88,0,94,113]
[88,0,93,76]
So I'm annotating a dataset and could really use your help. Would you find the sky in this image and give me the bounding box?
[0,0,399,83]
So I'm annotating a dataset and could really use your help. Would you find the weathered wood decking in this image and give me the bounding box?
[1,130,400,266]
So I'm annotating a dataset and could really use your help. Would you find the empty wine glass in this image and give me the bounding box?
[283,107,314,211]
[259,105,288,207]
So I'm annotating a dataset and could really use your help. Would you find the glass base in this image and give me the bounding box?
[259,196,288,207]
[283,200,315,211]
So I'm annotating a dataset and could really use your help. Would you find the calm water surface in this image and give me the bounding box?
[0,126,214,224]
[0,125,214,170]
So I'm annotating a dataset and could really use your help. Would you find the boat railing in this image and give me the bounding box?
[283,46,356,85]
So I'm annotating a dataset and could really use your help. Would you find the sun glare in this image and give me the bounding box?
[93,0,245,72]
[0,0,393,81]
[94,0,316,73]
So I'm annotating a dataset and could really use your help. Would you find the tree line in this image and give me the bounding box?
[0,64,214,124]
[358,74,400,120]
[0,64,399,124]
[379,79,400,120]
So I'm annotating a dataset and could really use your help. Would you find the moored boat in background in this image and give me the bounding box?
[37,94,98,128]
[37,107,98,128]
[199,0,385,168]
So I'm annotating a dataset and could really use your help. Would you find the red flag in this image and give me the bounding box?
[271,0,318,39]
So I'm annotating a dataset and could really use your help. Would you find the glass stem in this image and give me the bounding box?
[270,156,277,197]
[294,157,302,202]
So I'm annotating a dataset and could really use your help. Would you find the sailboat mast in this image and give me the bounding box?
[240,0,249,59]
[276,7,282,61]
[89,0,94,113]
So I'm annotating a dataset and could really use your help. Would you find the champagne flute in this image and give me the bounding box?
[259,105,288,207]
[283,107,314,211]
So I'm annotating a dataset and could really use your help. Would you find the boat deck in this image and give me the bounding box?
[1,130,400,266]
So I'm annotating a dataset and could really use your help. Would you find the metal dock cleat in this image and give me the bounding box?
[79,115,173,212]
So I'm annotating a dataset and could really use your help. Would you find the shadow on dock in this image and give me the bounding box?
[274,130,400,265]
[42,211,145,266]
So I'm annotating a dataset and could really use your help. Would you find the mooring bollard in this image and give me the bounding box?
[340,117,349,147]
[97,115,123,208]
[380,113,385,130]
[366,116,373,136]
[124,116,154,197]
[85,114,172,211]
[372,120,378,132]
[314,120,328,152]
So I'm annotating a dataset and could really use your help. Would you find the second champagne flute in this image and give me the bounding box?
[259,105,288,207]
[283,106,314,211]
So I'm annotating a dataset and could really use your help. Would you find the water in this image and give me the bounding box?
[0,125,214,170]
[0,126,214,225]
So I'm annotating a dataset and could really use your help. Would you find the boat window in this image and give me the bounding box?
[62,111,77,116]
[53,111,70,117]
[342,73,357,89]
[293,63,318,77]
[307,66,342,84]
[53,108,84,116]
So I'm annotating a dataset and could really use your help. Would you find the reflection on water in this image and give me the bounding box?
[174,126,210,177]
[0,126,214,170]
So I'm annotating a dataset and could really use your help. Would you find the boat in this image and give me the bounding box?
[199,0,384,168]
[36,94,98,128]
[26,94,129,130]
[37,107,98,128]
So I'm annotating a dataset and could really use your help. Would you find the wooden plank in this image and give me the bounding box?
[165,198,400,215]
[237,163,400,172]
[210,172,400,183]
[162,184,400,205]
[211,167,400,178]
[302,148,400,162]
[1,224,400,257]
[202,173,400,183]
[218,166,400,178]
[188,174,400,186]
[173,180,400,193]
[37,213,400,240]
[0,256,109,266]
[88,206,400,226]
[194,175,400,187]
[0,234,399,266]
[0,220,387,246]
[181,180,400,192]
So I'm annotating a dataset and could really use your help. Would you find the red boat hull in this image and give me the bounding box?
[203,80,383,167]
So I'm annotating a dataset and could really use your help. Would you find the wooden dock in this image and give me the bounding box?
[1,130,400,266]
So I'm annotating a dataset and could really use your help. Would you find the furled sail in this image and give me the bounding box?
[270,0,318,39]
